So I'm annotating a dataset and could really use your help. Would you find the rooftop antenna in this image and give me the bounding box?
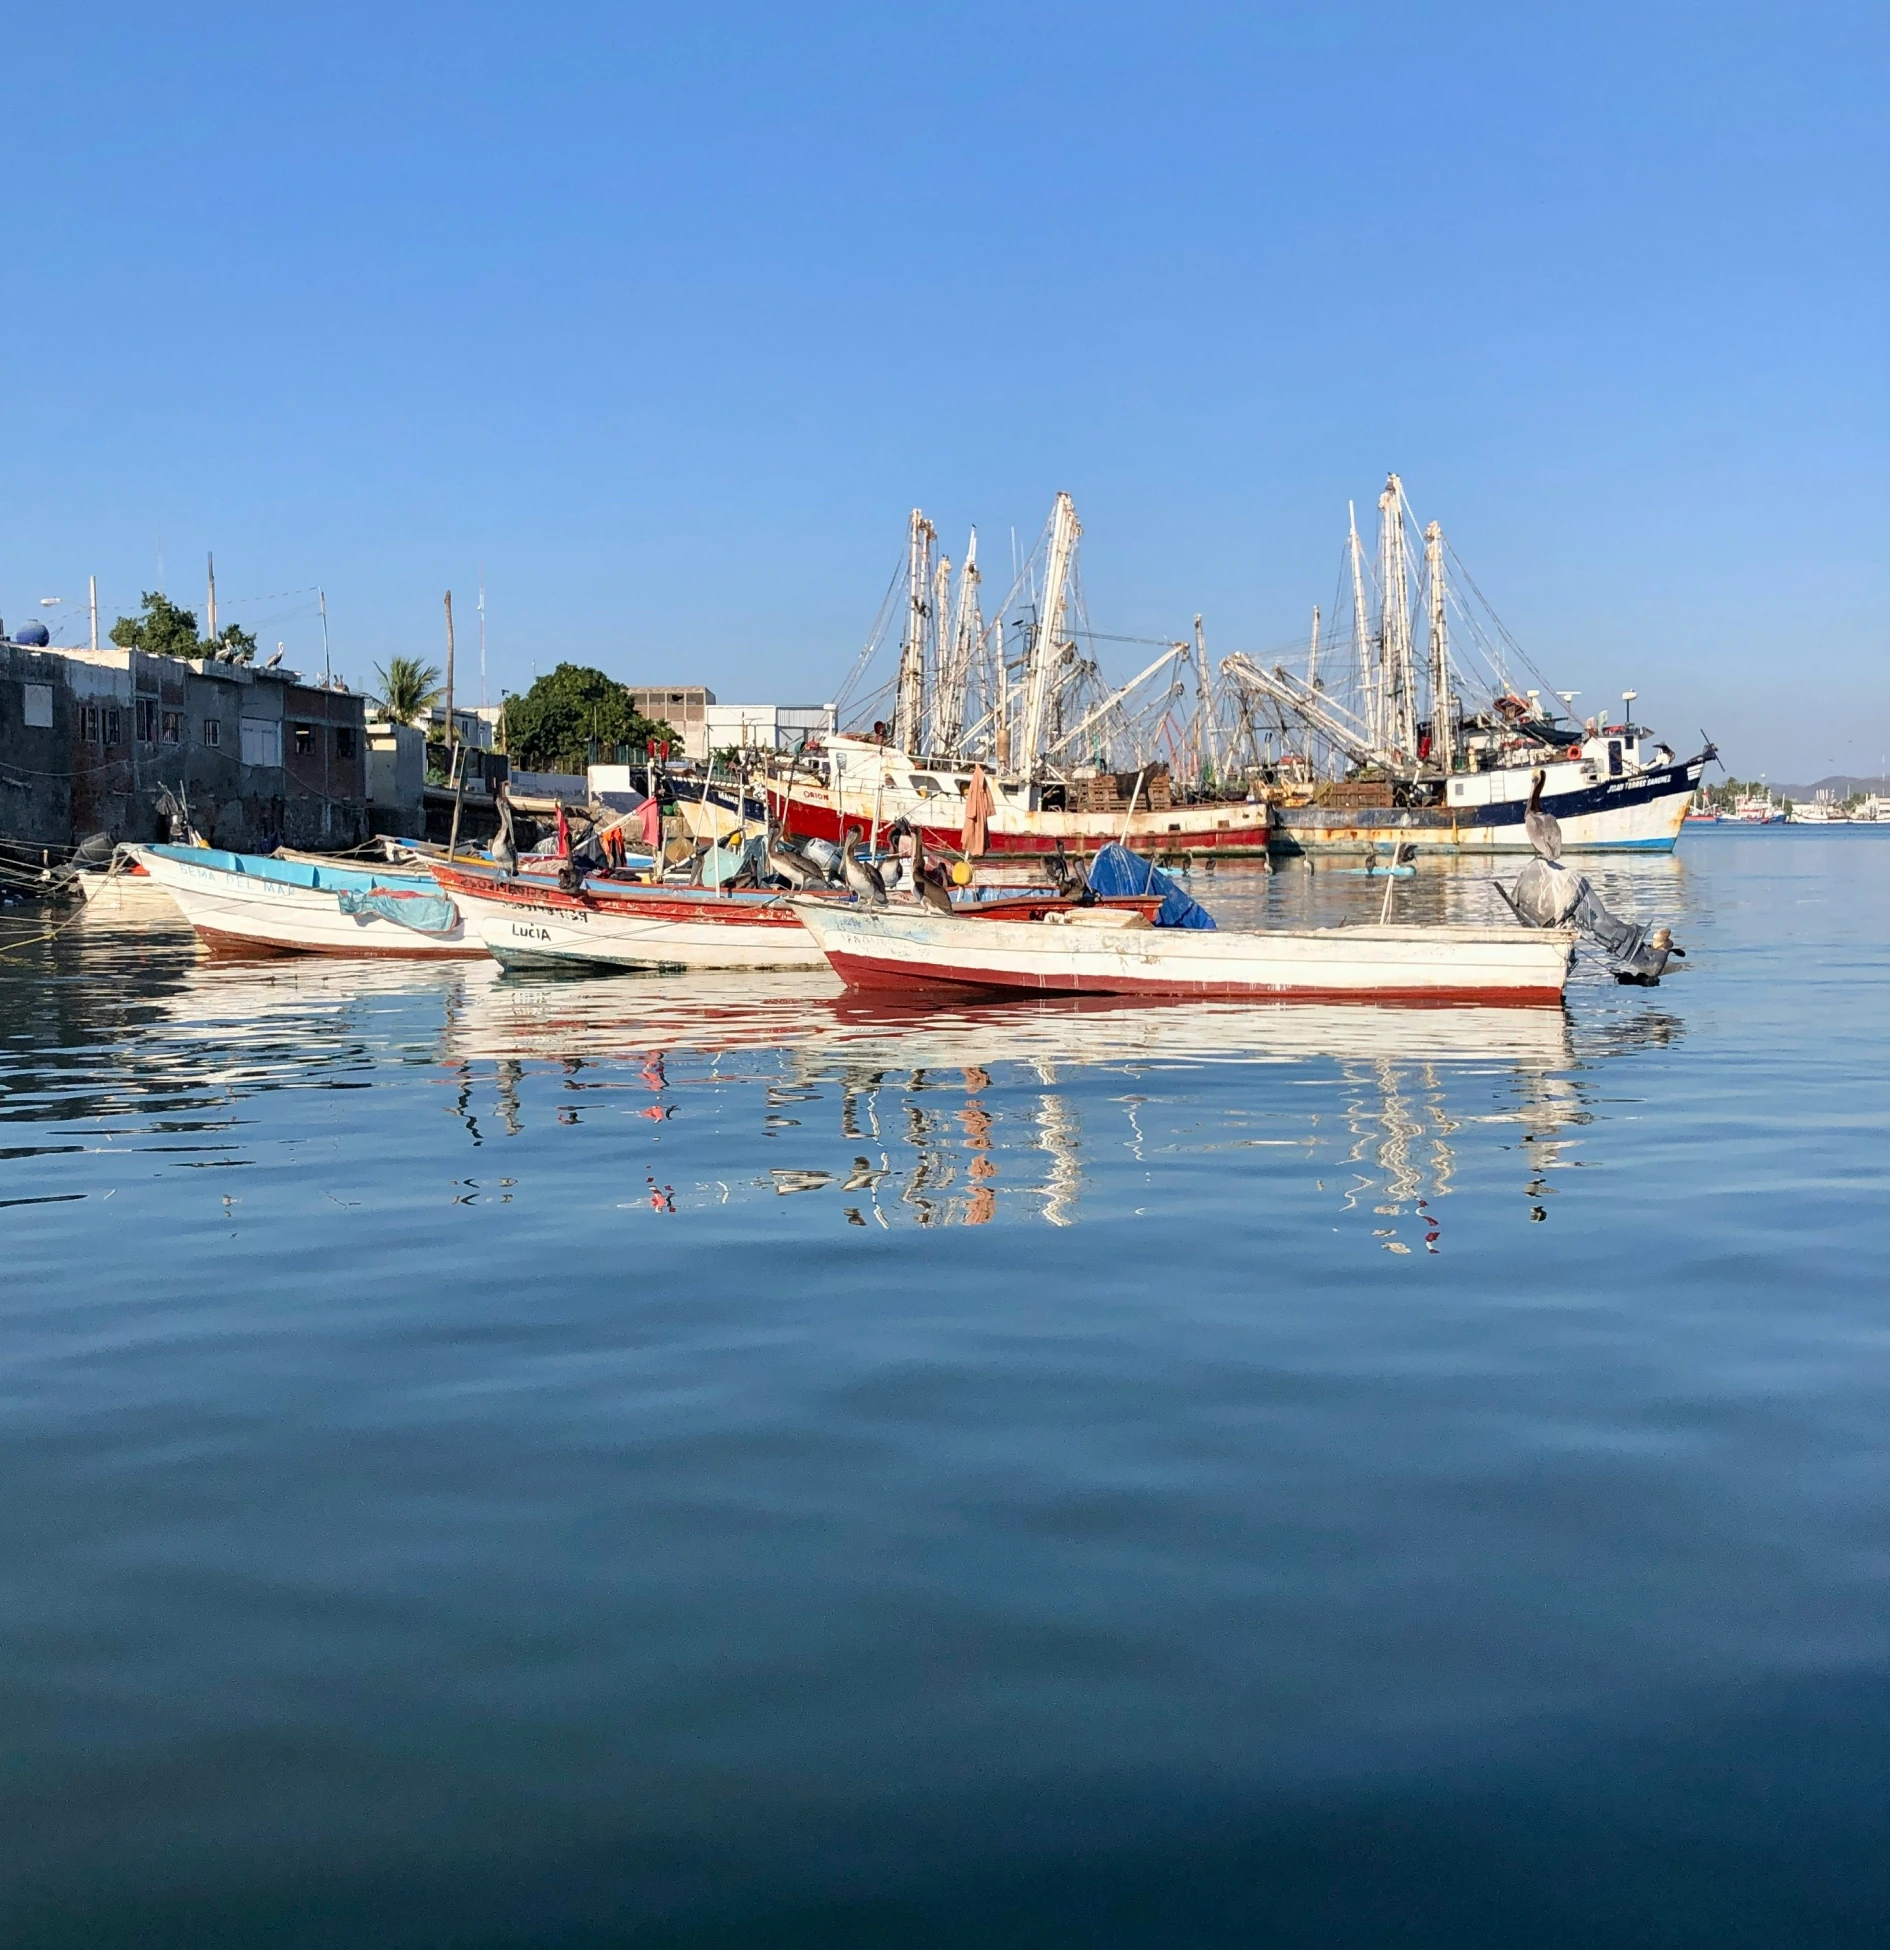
[319,588,331,688]
[206,553,218,642]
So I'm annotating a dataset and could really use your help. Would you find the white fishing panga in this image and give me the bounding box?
[132,844,482,958]
[792,900,1574,1004]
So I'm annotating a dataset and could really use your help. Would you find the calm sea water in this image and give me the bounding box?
[2,830,1886,1948]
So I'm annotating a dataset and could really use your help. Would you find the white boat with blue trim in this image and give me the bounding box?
[132,844,482,957]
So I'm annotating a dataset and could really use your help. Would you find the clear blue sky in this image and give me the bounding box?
[2,2,1883,780]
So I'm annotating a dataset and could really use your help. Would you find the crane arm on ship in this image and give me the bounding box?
[1219,654,1404,773]
[1045,644,1188,759]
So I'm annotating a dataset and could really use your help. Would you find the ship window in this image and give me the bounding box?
[1608,740,1623,777]
[908,774,943,796]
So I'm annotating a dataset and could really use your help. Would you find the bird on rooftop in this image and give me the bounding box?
[1525,769,1562,860]
[262,647,284,669]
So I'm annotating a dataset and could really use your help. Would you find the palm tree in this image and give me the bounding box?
[375,655,443,726]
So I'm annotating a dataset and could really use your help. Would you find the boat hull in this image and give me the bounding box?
[1270,757,1705,855]
[796,904,1573,1004]
[432,866,829,972]
[133,846,482,958]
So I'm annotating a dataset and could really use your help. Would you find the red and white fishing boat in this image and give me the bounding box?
[792,900,1573,1005]
[755,494,1268,861]
[762,736,1269,860]
[431,859,1161,973]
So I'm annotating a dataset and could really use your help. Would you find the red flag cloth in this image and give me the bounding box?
[636,796,662,853]
[556,805,570,857]
[963,764,994,857]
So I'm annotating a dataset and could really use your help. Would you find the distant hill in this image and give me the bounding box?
[1768,775,1889,800]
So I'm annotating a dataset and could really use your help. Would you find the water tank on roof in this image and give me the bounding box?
[13,620,50,646]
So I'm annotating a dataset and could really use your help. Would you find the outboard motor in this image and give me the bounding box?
[1501,857,1681,985]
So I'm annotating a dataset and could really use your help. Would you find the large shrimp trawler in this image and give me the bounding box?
[759,496,1270,861]
[1219,474,1712,855]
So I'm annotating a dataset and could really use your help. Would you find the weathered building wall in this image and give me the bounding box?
[0,645,369,854]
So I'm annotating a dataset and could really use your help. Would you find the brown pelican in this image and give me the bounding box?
[1525,769,1562,861]
[765,834,820,889]
[840,829,888,905]
[912,832,954,916]
[489,781,518,877]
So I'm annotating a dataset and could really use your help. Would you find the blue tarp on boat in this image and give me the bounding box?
[1085,842,1217,929]
[335,888,460,935]
[142,843,435,895]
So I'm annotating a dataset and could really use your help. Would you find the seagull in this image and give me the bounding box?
[1525,769,1562,860]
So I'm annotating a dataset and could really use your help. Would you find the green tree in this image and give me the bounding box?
[108,592,259,663]
[374,655,444,725]
[110,591,204,659]
[502,664,677,774]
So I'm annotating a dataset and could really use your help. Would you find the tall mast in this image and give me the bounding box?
[1018,491,1079,771]
[89,575,98,654]
[1378,473,1415,759]
[205,553,218,644]
[936,529,980,756]
[893,508,935,755]
[1191,615,1220,785]
[1424,520,1454,771]
[930,547,951,754]
[1306,604,1321,688]
[1347,502,1375,755]
[442,590,456,755]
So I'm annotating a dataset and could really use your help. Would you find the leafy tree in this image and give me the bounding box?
[110,591,204,660]
[502,664,678,774]
[374,655,444,725]
[108,592,259,663]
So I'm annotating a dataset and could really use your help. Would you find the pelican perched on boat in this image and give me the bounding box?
[489,781,518,878]
[1525,770,1562,861]
[840,830,888,906]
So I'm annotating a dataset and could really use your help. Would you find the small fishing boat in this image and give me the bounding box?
[430,859,1167,974]
[133,844,482,957]
[790,900,1573,1004]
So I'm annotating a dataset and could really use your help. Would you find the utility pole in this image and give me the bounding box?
[89,575,98,654]
[443,591,456,757]
[205,553,218,644]
[319,589,331,689]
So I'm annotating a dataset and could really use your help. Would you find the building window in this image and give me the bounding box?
[80,705,101,742]
[136,698,158,743]
[240,718,282,768]
[204,718,221,748]
[293,722,314,757]
[335,725,355,759]
[103,708,121,746]
[161,710,183,744]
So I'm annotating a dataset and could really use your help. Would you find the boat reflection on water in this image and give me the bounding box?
[441,967,1684,1240]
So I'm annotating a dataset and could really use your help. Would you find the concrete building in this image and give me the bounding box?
[1,642,369,853]
[627,686,713,751]
[696,701,836,762]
